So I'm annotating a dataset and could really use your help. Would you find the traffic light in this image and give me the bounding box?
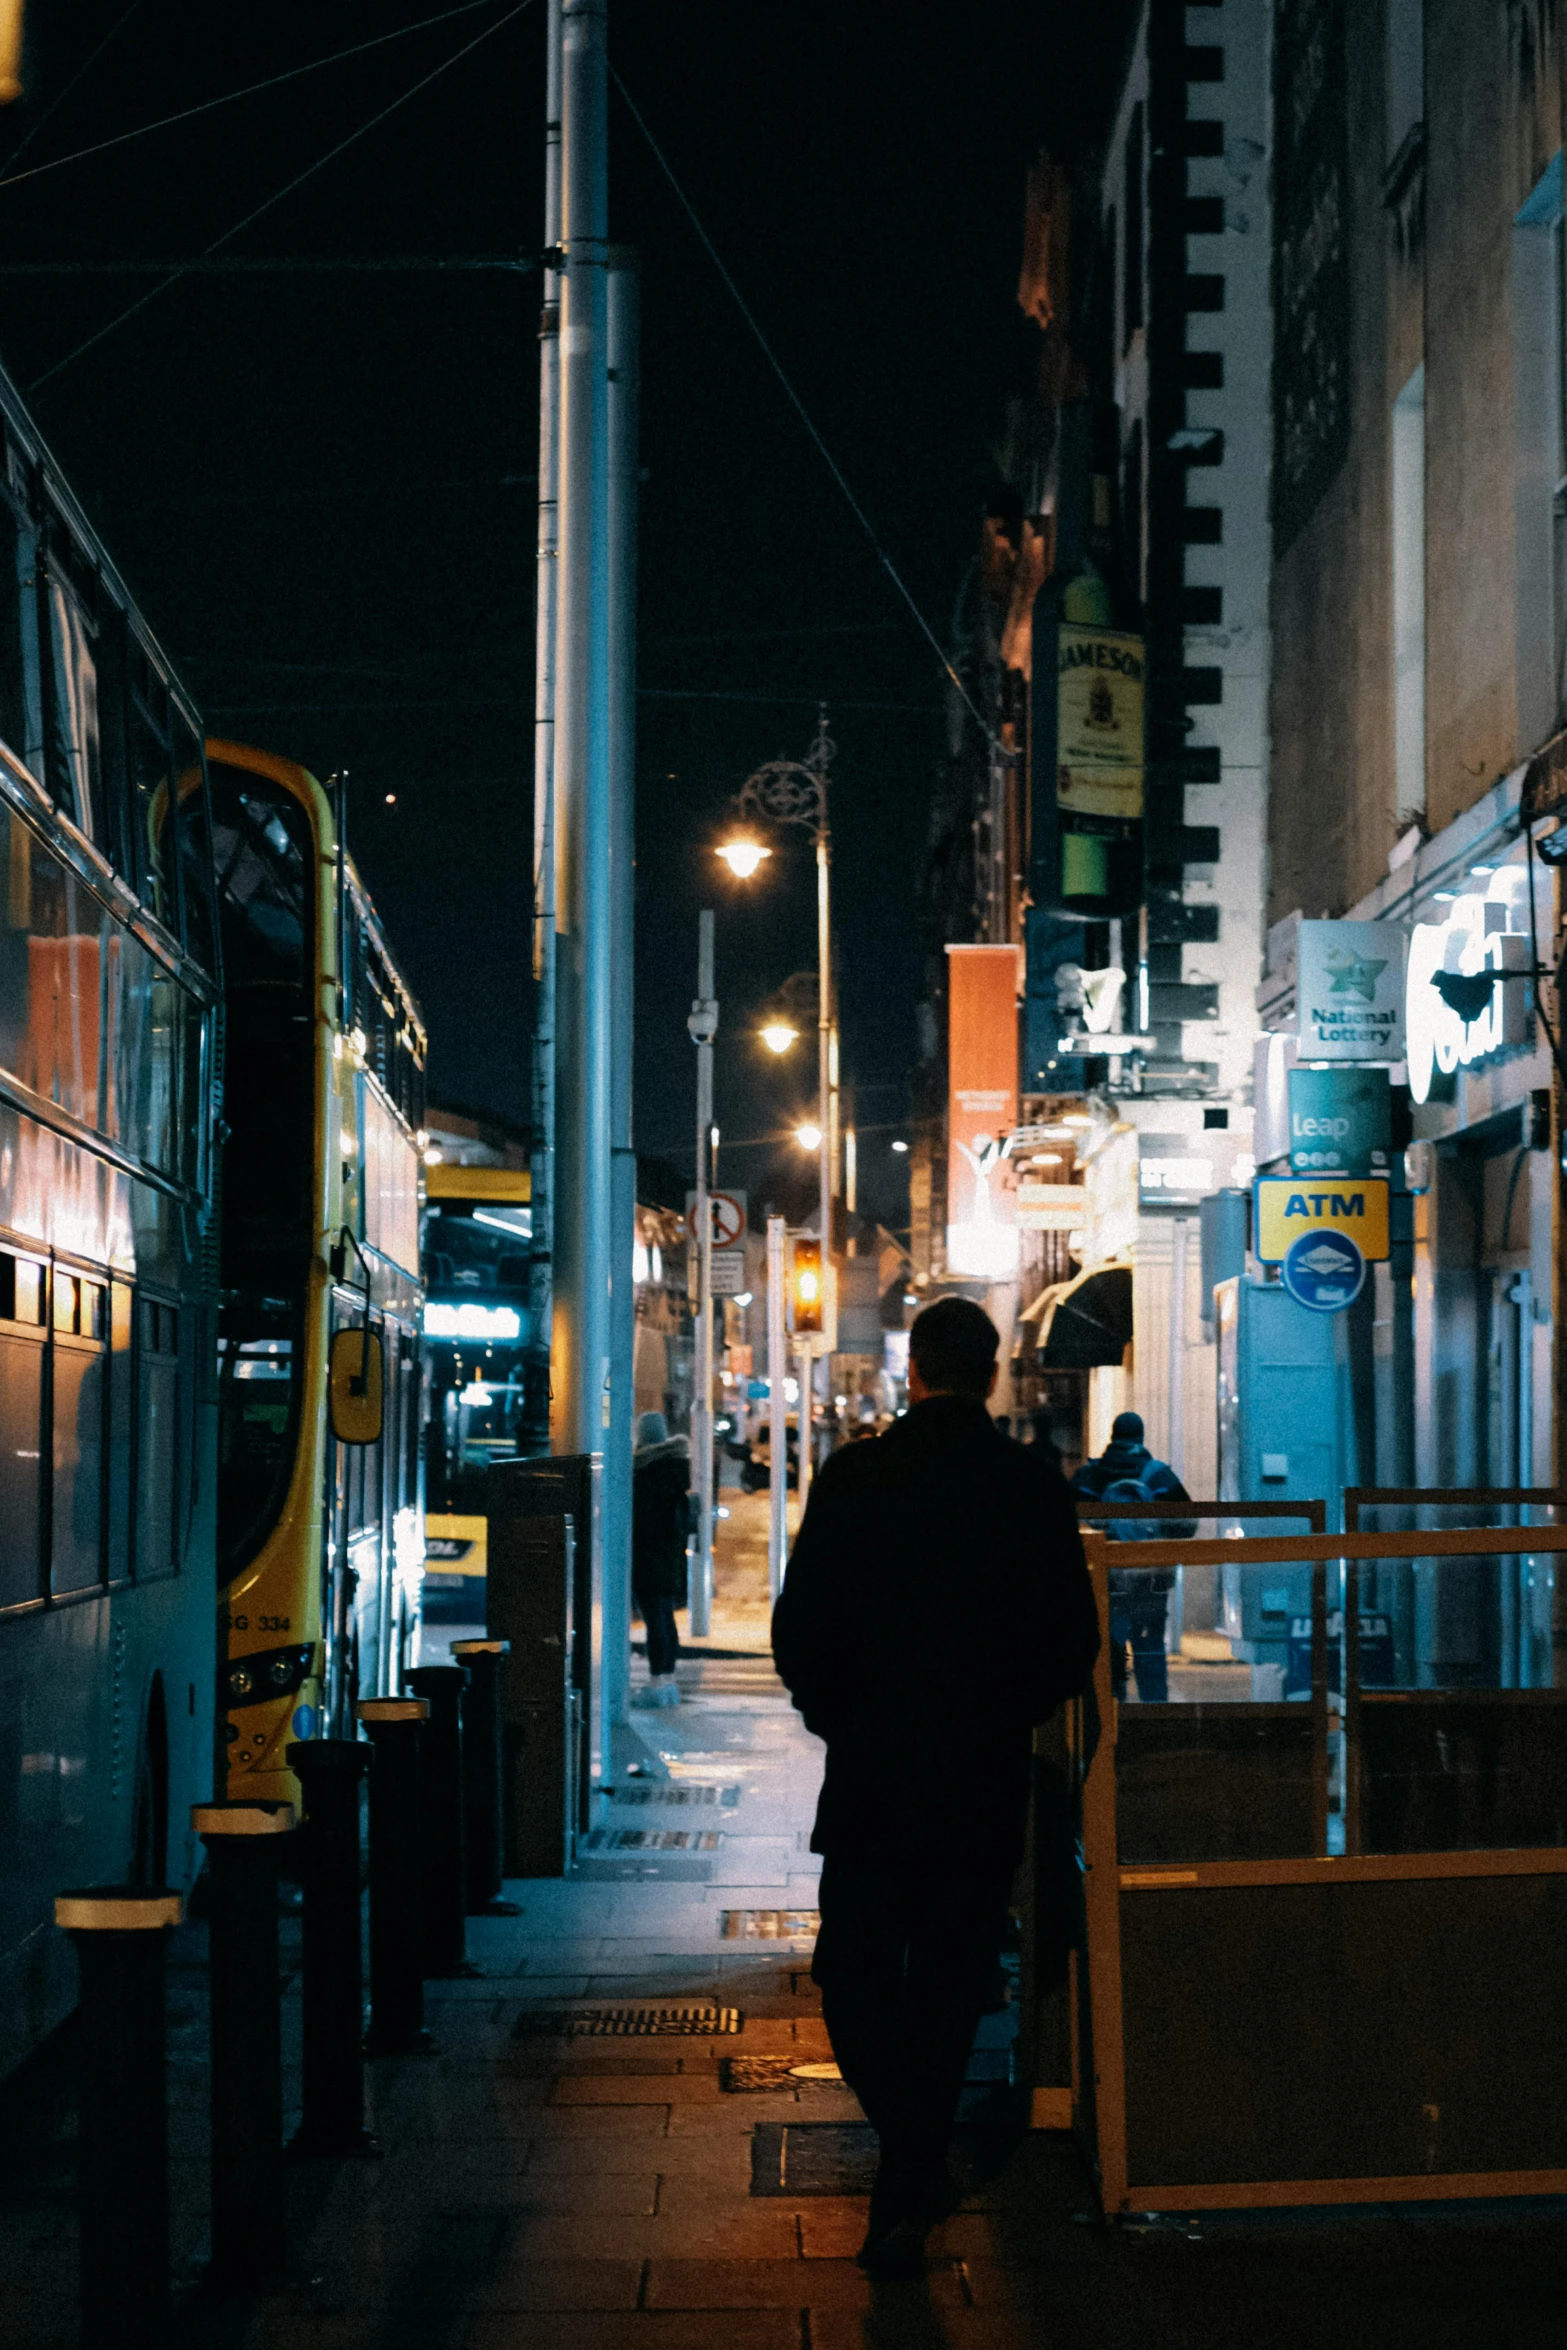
[790,1239,824,1337]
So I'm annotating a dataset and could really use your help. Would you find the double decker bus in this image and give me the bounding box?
[206,745,426,1798]
[0,370,221,2077]
[422,1157,532,1614]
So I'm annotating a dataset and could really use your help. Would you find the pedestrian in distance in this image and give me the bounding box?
[631,1412,693,1710]
[772,1295,1099,2278]
[1071,1411,1194,1703]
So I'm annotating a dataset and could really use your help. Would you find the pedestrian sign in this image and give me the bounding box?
[1281,1227,1367,1313]
[1253,1175,1389,1264]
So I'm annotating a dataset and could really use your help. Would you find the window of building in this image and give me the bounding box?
[1391,363,1426,823]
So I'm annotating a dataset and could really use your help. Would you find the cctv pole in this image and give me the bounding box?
[688,913,717,1636]
[528,0,562,1442]
[811,767,832,1497]
[766,1215,788,1596]
[551,0,611,1467]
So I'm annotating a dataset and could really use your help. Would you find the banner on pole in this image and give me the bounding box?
[945,945,1020,1278]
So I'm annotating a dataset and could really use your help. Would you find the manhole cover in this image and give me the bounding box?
[581,1828,721,1852]
[611,1784,740,1808]
[721,2056,845,2093]
[513,2005,742,2039]
[751,2121,879,2195]
[719,1909,820,1941]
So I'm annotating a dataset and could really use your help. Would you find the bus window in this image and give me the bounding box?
[136,1296,178,1579]
[50,1269,106,1596]
[40,526,104,849]
[171,713,217,977]
[0,461,41,782]
[124,641,177,934]
[0,1247,44,1609]
[107,1278,132,1582]
[217,1320,298,1581]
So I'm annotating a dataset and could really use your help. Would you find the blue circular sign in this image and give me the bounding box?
[1281,1228,1366,1314]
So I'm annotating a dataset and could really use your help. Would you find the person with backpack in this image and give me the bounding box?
[1071,1411,1193,1703]
[631,1412,693,1709]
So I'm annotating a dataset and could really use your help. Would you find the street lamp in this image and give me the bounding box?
[795,1122,823,1152]
[716,837,772,879]
[760,1020,799,1055]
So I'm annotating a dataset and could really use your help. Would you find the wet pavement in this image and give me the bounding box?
[4,1491,1566,2346]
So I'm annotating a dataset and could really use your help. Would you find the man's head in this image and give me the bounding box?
[908,1297,1000,1403]
[1110,1411,1145,1446]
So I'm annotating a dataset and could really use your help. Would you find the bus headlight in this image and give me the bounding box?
[224,1644,315,1711]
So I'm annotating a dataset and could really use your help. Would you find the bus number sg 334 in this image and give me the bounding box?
[221,1614,292,1633]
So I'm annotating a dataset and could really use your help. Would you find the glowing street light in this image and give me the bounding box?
[890,1138,909,1154]
[795,1122,823,1153]
[716,836,772,879]
[760,1020,799,1055]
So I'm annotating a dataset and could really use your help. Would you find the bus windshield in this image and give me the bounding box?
[207,762,316,1580]
[424,1200,531,1511]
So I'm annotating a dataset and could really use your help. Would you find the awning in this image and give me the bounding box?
[1029,1263,1133,1370]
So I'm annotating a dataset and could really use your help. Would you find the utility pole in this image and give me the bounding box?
[604,248,639,1731]
[528,0,563,1448]
[551,0,611,1466]
[766,1215,788,1598]
[688,914,717,1637]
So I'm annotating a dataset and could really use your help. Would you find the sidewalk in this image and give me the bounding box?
[4,1495,1565,2348]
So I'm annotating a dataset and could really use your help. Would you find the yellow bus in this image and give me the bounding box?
[204,743,427,1801]
[422,1160,533,1619]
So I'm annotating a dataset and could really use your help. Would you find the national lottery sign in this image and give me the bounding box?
[1253,1176,1390,1264]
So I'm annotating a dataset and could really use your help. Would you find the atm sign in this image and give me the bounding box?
[1254,1176,1390,1264]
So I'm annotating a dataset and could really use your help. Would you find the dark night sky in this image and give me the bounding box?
[0,0,1123,1234]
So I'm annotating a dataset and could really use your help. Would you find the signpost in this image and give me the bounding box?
[1281,1228,1367,1312]
[1254,1175,1390,1266]
[1287,1065,1392,1174]
[1295,919,1406,1061]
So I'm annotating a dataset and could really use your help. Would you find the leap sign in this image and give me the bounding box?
[685,1190,747,1249]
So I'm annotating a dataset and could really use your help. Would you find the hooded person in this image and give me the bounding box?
[631,1411,693,1709]
[1072,1413,1194,1703]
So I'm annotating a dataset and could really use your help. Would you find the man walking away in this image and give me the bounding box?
[1071,1412,1193,1703]
[631,1411,692,1710]
[772,1297,1098,2277]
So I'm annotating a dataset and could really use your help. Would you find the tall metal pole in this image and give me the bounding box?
[551,0,611,1469]
[766,1215,788,1597]
[812,818,831,1487]
[604,249,639,1732]
[528,0,563,1445]
[689,914,717,1635]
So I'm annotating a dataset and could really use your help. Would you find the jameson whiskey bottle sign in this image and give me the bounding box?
[1056,626,1145,820]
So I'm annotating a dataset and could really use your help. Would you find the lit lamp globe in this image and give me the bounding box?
[716,837,772,879]
[760,1021,798,1055]
[795,1122,823,1153]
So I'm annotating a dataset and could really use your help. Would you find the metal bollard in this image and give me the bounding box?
[193,1801,294,2285]
[405,1663,474,1976]
[451,1638,519,1914]
[286,1737,377,2157]
[357,1698,432,2055]
[55,1885,182,2350]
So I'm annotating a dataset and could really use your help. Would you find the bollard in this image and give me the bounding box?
[193,1801,294,2285]
[451,1638,520,1914]
[55,1886,182,2350]
[357,1698,432,2055]
[405,1663,474,1975]
[286,1737,377,2157]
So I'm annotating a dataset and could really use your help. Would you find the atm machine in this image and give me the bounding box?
[1214,1275,1359,1682]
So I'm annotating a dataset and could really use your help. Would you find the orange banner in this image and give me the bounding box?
[946,945,1019,1278]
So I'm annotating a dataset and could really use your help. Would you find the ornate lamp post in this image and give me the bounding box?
[718,709,836,1491]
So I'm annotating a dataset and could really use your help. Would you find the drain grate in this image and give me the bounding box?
[751,2121,879,2195]
[514,2004,742,2039]
[611,1783,741,1808]
[719,1909,820,1941]
[722,2056,844,2093]
[582,1828,721,1852]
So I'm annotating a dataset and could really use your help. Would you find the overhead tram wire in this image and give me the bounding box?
[0,0,507,193]
[609,64,990,741]
[28,0,537,394]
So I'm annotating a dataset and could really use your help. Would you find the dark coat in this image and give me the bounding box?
[632,1439,693,1597]
[1071,1443,1195,1591]
[771,1392,1099,1872]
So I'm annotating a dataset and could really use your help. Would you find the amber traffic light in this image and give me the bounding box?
[791,1238,824,1337]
